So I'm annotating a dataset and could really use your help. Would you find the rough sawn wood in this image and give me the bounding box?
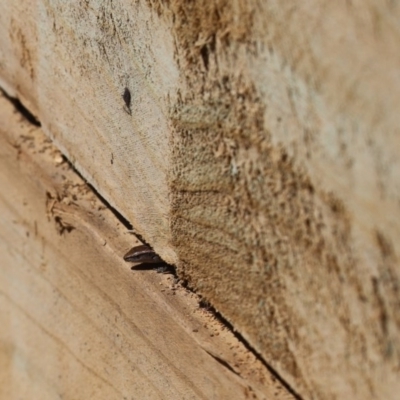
[0,1,400,399]
[0,93,293,400]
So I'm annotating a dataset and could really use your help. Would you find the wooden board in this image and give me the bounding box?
[1,1,400,399]
[0,93,293,399]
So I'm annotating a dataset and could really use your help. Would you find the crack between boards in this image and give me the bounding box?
[1,85,304,400]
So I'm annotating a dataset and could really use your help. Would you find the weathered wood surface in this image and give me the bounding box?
[0,93,293,399]
[1,1,400,399]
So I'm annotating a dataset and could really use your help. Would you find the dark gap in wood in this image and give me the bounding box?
[76,161,304,398]
[203,349,240,377]
[0,86,136,240]
[214,312,304,399]
[0,88,41,126]
[61,157,172,267]
[1,84,303,398]
[0,85,144,247]
[130,262,175,274]
[60,156,135,233]
[190,290,304,400]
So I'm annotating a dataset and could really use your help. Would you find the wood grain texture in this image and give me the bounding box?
[1,1,400,399]
[163,2,400,398]
[0,0,179,262]
[0,93,294,399]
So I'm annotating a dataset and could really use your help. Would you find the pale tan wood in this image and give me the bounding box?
[0,0,178,262]
[0,94,293,399]
[1,1,400,399]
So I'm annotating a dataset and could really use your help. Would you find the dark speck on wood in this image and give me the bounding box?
[123,87,131,109]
